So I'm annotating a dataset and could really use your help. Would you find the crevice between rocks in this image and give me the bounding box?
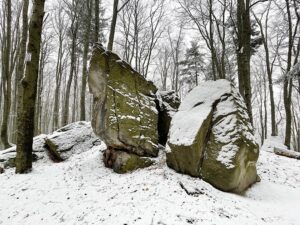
[197,93,232,173]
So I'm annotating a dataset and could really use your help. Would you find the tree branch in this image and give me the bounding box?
[117,0,130,13]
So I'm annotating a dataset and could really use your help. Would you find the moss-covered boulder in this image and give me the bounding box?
[103,148,154,173]
[88,46,159,157]
[166,80,259,193]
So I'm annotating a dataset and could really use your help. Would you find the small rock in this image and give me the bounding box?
[103,148,154,174]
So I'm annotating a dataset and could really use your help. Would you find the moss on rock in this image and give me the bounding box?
[103,148,154,174]
[166,80,259,193]
[88,46,159,157]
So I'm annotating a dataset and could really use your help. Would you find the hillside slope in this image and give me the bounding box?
[0,138,300,225]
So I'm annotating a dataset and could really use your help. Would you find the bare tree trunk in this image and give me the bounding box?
[1,0,12,149]
[52,5,66,131]
[236,0,253,124]
[107,0,119,51]
[72,56,80,122]
[253,6,277,136]
[15,0,46,173]
[284,0,293,149]
[94,0,100,43]
[62,24,77,126]
[34,46,45,136]
[263,71,268,139]
[80,0,92,121]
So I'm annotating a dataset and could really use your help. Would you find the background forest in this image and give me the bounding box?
[0,0,299,152]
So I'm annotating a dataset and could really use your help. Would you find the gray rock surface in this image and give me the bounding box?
[88,46,159,157]
[166,80,259,193]
[103,148,154,174]
[0,122,101,168]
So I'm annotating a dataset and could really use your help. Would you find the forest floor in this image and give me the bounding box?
[1,137,300,225]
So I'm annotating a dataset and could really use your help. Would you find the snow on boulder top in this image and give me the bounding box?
[169,79,232,146]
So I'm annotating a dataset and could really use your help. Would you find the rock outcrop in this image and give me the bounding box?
[156,91,181,146]
[0,122,101,169]
[166,80,259,193]
[0,134,47,169]
[88,46,180,173]
[89,46,159,158]
[45,122,101,161]
[103,148,154,173]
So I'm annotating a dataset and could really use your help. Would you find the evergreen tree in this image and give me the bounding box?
[179,41,204,89]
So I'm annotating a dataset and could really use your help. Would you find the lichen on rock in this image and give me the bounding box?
[88,46,181,173]
[166,80,259,193]
[88,46,159,158]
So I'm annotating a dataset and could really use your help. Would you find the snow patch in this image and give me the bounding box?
[169,80,232,146]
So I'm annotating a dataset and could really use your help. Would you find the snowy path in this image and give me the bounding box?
[1,141,300,225]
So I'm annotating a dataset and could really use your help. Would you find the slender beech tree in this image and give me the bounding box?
[15,0,46,173]
[253,1,277,136]
[283,0,296,149]
[52,3,68,131]
[61,0,81,126]
[236,0,253,124]
[0,0,12,149]
[107,0,119,51]
[108,0,130,51]
[94,0,100,43]
[80,0,92,121]
[13,0,29,144]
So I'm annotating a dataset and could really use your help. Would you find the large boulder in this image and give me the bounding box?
[45,121,101,161]
[0,134,47,169]
[0,122,101,170]
[166,80,259,193]
[88,46,159,157]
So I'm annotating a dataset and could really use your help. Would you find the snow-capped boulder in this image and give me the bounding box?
[88,46,159,157]
[45,121,101,161]
[0,134,47,169]
[0,122,101,169]
[166,80,259,193]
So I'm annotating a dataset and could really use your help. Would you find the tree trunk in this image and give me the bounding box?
[52,41,63,131]
[94,0,100,43]
[236,0,253,124]
[12,0,29,144]
[34,46,44,136]
[80,0,92,121]
[62,26,77,126]
[284,0,293,149]
[107,0,119,51]
[253,8,277,136]
[15,0,46,173]
[0,0,12,149]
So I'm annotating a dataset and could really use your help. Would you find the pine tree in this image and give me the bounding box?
[180,41,204,89]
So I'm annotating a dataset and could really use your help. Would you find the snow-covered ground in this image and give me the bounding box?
[1,138,300,225]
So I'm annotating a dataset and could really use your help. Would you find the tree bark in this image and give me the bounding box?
[61,22,78,126]
[80,0,92,121]
[0,0,12,149]
[253,8,277,136]
[15,0,46,173]
[236,0,253,124]
[107,0,119,51]
[283,0,293,149]
[94,0,100,43]
[13,0,29,144]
